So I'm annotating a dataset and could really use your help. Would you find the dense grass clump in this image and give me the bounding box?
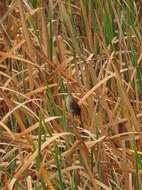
[0,0,142,189]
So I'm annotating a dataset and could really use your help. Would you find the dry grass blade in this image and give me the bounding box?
[39,168,56,190]
[13,132,73,179]
[0,0,142,189]
[26,176,33,190]
[16,116,61,138]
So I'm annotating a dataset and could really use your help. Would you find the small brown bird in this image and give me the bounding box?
[65,94,81,116]
[65,93,84,128]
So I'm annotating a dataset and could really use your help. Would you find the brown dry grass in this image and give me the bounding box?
[0,0,142,189]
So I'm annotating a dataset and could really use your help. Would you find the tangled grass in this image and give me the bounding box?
[0,0,142,189]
